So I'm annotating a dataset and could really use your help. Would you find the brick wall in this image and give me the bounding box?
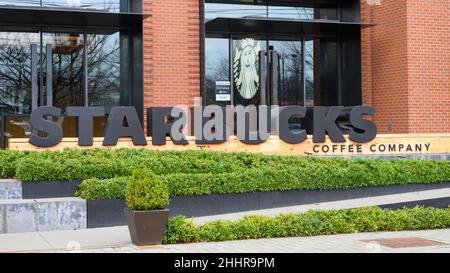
[406,0,449,133]
[361,0,449,133]
[142,0,200,128]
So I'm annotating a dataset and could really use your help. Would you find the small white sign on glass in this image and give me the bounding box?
[215,81,231,101]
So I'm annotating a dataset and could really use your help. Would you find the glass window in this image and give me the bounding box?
[205,37,230,106]
[0,31,39,114]
[43,32,85,110]
[268,6,314,20]
[204,1,344,109]
[42,0,121,12]
[317,38,338,106]
[304,38,314,107]
[205,3,267,20]
[0,0,39,7]
[0,0,121,12]
[205,2,337,21]
[87,31,120,112]
[319,6,339,20]
[304,38,339,107]
[270,40,303,106]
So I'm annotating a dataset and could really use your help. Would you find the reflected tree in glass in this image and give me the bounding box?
[0,32,39,114]
[87,32,120,111]
[44,32,85,110]
[205,37,230,106]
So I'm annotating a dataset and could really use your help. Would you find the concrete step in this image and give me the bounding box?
[0,180,22,199]
[0,197,86,234]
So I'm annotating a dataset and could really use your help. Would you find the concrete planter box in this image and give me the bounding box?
[86,182,450,228]
[22,180,82,199]
[0,197,86,234]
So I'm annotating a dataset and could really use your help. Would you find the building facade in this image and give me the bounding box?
[0,0,449,148]
[143,0,449,135]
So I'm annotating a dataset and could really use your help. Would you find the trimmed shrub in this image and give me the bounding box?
[77,158,450,200]
[3,149,450,198]
[162,206,450,244]
[125,169,170,210]
[75,177,129,200]
[0,150,28,178]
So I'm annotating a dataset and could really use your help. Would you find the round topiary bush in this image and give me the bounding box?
[125,168,170,210]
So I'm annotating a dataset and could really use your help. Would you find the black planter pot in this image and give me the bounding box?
[124,208,170,246]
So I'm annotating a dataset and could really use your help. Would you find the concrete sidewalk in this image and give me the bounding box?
[0,226,448,253]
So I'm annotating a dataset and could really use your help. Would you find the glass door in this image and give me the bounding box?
[208,35,341,109]
[231,37,304,107]
[42,31,85,110]
[0,31,39,115]
[0,31,40,147]
[269,40,303,107]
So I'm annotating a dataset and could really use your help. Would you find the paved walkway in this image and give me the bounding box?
[0,227,449,253]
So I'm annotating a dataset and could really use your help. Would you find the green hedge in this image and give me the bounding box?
[76,177,129,200]
[3,149,450,197]
[76,156,450,200]
[0,150,29,178]
[162,206,450,244]
[11,149,288,181]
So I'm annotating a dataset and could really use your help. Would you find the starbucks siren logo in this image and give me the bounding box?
[233,38,261,100]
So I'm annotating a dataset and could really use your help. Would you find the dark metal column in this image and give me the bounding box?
[83,33,88,106]
[270,50,279,106]
[31,44,38,111]
[259,50,266,105]
[46,44,53,106]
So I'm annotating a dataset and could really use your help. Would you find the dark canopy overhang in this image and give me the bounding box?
[205,17,373,36]
[0,6,150,29]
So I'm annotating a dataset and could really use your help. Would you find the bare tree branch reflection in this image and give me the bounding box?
[0,31,120,114]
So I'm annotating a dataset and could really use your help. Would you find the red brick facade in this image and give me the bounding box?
[361,0,449,133]
[142,0,200,128]
[142,0,449,134]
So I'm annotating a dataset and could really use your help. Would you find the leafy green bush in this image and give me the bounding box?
[76,157,450,200]
[0,150,28,178]
[125,169,170,210]
[2,148,450,196]
[75,177,129,200]
[14,149,260,181]
[163,206,450,244]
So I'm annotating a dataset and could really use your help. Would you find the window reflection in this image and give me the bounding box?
[304,39,314,107]
[0,0,121,12]
[268,6,314,20]
[0,0,39,7]
[0,32,39,114]
[43,0,120,12]
[319,6,338,20]
[205,3,267,20]
[205,2,337,21]
[87,31,120,111]
[205,37,230,106]
[43,32,85,110]
[270,41,303,106]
